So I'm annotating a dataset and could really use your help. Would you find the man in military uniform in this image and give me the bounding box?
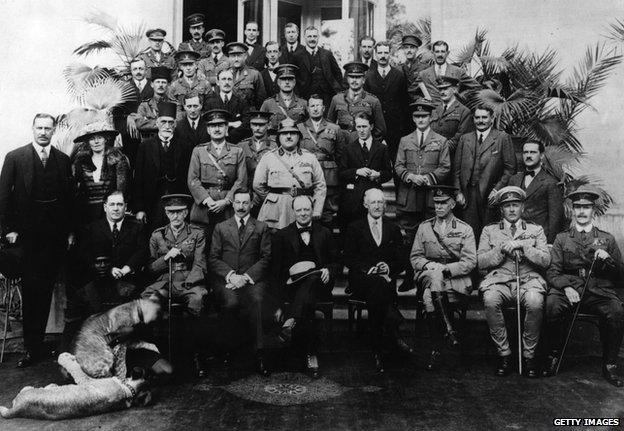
[168,50,213,121]
[178,13,210,59]
[400,35,430,104]
[187,109,247,241]
[139,29,177,80]
[238,111,278,208]
[227,42,267,110]
[197,29,231,91]
[410,185,476,370]
[543,186,624,386]
[132,66,174,139]
[395,99,451,292]
[297,94,345,226]
[142,194,207,376]
[477,186,551,378]
[327,62,386,141]
[430,76,473,153]
[253,118,326,230]
[260,64,308,134]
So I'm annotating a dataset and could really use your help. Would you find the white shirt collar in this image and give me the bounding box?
[296,222,311,229]
[134,79,147,89]
[188,117,199,127]
[220,91,231,101]
[417,127,431,142]
[477,127,492,142]
[235,214,250,225]
[108,218,124,231]
[306,46,317,56]
[435,62,447,75]
[526,166,541,176]
[503,218,522,231]
[311,118,323,129]
[33,142,49,155]
[378,64,390,74]
[359,136,373,148]
[367,214,382,226]
[575,223,593,233]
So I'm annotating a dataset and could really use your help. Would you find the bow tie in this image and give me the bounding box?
[298,226,311,234]
[525,170,536,177]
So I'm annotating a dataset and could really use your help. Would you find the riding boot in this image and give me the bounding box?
[425,312,441,371]
[432,291,459,347]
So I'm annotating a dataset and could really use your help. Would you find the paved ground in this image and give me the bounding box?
[0,320,622,431]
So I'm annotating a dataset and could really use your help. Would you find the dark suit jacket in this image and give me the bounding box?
[260,68,279,98]
[132,136,174,214]
[364,65,409,148]
[113,81,154,134]
[271,222,339,288]
[508,169,564,243]
[245,43,266,71]
[203,93,252,143]
[454,129,517,199]
[292,47,344,98]
[174,116,210,148]
[280,43,306,65]
[338,137,392,221]
[79,217,147,278]
[208,216,271,283]
[343,217,404,283]
[0,144,74,237]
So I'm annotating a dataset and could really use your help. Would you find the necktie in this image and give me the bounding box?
[213,55,218,64]
[298,226,311,234]
[478,133,483,146]
[224,94,229,104]
[112,222,120,242]
[40,148,48,167]
[289,46,294,53]
[238,218,245,240]
[299,225,311,245]
[372,220,381,245]
[419,132,424,147]
[192,120,197,130]
[510,222,517,238]
[162,139,170,150]
[361,141,370,160]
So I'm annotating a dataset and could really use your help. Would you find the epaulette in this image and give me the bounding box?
[425,216,436,225]
[197,141,210,147]
[188,223,203,231]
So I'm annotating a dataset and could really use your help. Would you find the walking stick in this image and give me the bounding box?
[514,251,522,375]
[555,256,598,376]
[168,258,173,361]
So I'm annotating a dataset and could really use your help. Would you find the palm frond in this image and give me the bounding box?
[73,40,112,57]
[528,114,583,153]
[62,63,112,103]
[414,18,431,48]
[109,24,146,63]
[83,10,118,33]
[453,28,487,66]
[605,18,624,44]
[479,55,511,74]
[567,42,622,112]
[83,78,136,110]
[541,145,582,182]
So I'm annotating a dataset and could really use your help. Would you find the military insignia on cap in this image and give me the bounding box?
[206,29,225,42]
[161,194,193,211]
[204,109,231,124]
[186,13,205,26]
[275,64,298,79]
[401,34,422,47]
[247,111,273,123]
[226,42,248,54]
[175,50,201,63]
[343,62,369,76]
[496,186,526,205]
[566,184,600,204]
[146,28,166,39]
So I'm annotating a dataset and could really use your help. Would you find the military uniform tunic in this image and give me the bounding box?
[233,66,266,110]
[198,54,232,90]
[138,50,177,79]
[410,216,477,311]
[187,142,247,226]
[253,147,327,229]
[238,136,278,200]
[327,90,386,139]
[178,40,211,59]
[402,59,430,103]
[297,119,345,223]
[478,220,551,358]
[135,94,176,136]
[168,76,213,120]
[430,99,474,152]
[260,94,308,133]
[142,223,207,315]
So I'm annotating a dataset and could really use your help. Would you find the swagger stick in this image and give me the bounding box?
[555,256,598,376]
[514,252,522,375]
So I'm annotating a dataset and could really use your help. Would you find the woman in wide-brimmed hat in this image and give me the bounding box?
[72,121,130,225]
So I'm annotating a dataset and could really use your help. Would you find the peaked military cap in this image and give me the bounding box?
[436,75,460,88]
[204,109,231,125]
[343,61,369,76]
[566,185,600,205]
[430,185,457,202]
[401,34,422,47]
[409,98,436,114]
[146,29,166,40]
[247,111,273,124]
[496,186,526,205]
[175,50,201,63]
[277,118,301,135]
[206,29,226,42]
[275,64,298,79]
[150,66,172,82]
[162,194,193,211]
[185,13,205,27]
[157,101,177,119]
[226,42,248,55]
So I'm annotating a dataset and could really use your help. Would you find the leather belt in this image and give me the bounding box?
[172,262,188,272]
[269,187,313,197]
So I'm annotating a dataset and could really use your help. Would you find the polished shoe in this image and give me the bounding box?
[373,352,385,373]
[523,358,539,378]
[193,353,208,378]
[425,350,441,372]
[542,354,559,377]
[495,355,512,377]
[395,337,415,356]
[256,355,270,377]
[306,354,320,379]
[602,364,624,387]
[17,352,36,368]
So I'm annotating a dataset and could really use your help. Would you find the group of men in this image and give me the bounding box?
[0,12,622,388]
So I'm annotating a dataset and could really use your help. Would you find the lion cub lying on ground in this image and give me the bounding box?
[0,352,150,420]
